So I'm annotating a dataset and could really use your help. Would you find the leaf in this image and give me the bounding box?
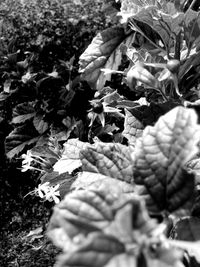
[53,158,82,174]
[53,139,89,174]
[168,238,200,265]
[110,198,157,245]
[13,102,35,117]
[12,113,35,124]
[6,137,40,159]
[80,142,134,183]
[5,123,39,159]
[48,185,159,267]
[62,138,88,159]
[40,171,76,198]
[184,9,200,50]
[31,144,60,160]
[79,26,126,90]
[133,106,200,213]
[119,0,163,23]
[56,232,125,267]
[171,217,200,241]
[71,172,135,195]
[33,115,49,134]
[48,189,116,241]
[123,109,144,144]
[128,6,184,52]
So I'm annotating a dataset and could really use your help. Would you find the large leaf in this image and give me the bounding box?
[79,26,125,90]
[80,142,134,183]
[56,232,125,267]
[123,109,144,144]
[48,189,116,241]
[48,188,160,267]
[133,106,200,213]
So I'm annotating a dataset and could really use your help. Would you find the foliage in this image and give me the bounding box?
[0,0,108,159]
[3,0,200,266]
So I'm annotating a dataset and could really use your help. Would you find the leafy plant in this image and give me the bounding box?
[9,0,200,266]
[0,0,108,159]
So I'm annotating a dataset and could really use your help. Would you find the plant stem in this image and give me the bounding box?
[157,86,168,101]
[188,0,198,10]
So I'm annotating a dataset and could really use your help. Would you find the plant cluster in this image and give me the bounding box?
[0,0,108,159]
[3,0,200,266]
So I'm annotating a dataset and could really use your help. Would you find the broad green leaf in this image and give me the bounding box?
[133,106,200,213]
[80,142,134,183]
[79,26,125,90]
[56,232,125,267]
[33,115,49,134]
[123,109,144,144]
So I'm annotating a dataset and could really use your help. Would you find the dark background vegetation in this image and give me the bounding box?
[0,1,109,266]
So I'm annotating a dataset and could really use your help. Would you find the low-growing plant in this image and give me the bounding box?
[0,0,108,160]
[11,0,200,266]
